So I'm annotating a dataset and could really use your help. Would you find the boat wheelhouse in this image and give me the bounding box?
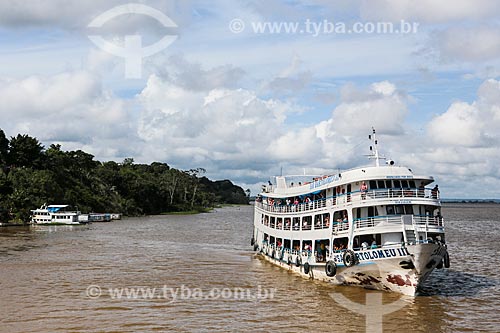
[31,204,88,225]
[252,129,449,296]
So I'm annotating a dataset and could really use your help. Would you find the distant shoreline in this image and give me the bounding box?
[442,199,500,204]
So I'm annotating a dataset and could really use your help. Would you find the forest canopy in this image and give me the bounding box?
[0,129,249,222]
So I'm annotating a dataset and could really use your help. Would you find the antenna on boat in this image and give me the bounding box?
[368,127,385,166]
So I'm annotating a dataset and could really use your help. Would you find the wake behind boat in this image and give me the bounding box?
[251,128,449,296]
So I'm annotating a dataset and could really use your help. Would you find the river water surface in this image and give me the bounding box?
[0,203,499,332]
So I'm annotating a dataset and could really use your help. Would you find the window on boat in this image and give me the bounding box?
[302,240,312,251]
[270,216,276,228]
[292,217,300,230]
[401,180,409,188]
[377,180,386,188]
[283,239,291,250]
[270,236,275,245]
[276,218,283,230]
[314,213,330,229]
[409,180,416,188]
[427,233,445,243]
[386,205,413,215]
[369,180,377,189]
[367,206,379,218]
[353,234,382,250]
[302,216,312,230]
[276,238,283,247]
[292,240,300,251]
[284,218,291,230]
[332,237,348,251]
[333,210,348,222]
[315,239,330,262]
[393,180,401,188]
[263,215,269,226]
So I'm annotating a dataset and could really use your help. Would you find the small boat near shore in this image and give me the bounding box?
[251,128,449,296]
[30,204,89,225]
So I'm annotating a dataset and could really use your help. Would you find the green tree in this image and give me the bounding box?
[8,168,62,221]
[8,134,44,168]
[0,129,8,167]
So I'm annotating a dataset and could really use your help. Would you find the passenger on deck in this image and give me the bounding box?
[342,213,348,223]
[360,181,368,199]
[305,197,312,209]
[361,241,369,250]
[431,185,439,199]
[318,243,326,262]
[371,239,377,249]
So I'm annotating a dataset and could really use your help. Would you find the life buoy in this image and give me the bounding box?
[444,251,450,268]
[343,250,358,267]
[325,260,337,277]
[296,256,302,267]
[304,262,310,274]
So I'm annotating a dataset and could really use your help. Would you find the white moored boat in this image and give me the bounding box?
[31,204,89,225]
[252,129,449,296]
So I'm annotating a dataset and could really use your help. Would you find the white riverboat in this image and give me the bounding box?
[252,129,449,296]
[30,204,89,225]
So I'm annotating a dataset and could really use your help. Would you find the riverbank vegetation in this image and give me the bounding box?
[0,130,249,222]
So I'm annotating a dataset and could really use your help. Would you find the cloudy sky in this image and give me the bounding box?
[1,0,499,198]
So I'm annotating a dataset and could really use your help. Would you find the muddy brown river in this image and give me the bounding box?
[0,203,499,332]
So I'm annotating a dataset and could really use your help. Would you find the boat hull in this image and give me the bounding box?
[256,242,447,296]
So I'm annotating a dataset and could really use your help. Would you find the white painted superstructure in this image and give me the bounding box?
[31,204,88,225]
[252,129,449,296]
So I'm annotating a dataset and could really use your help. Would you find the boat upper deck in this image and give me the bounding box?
[256,164,440,215]
[255,185,440,215]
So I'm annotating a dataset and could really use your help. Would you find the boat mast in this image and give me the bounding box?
[369,127,381,167]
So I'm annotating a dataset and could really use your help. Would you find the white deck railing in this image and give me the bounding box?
[255,188,439,214]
